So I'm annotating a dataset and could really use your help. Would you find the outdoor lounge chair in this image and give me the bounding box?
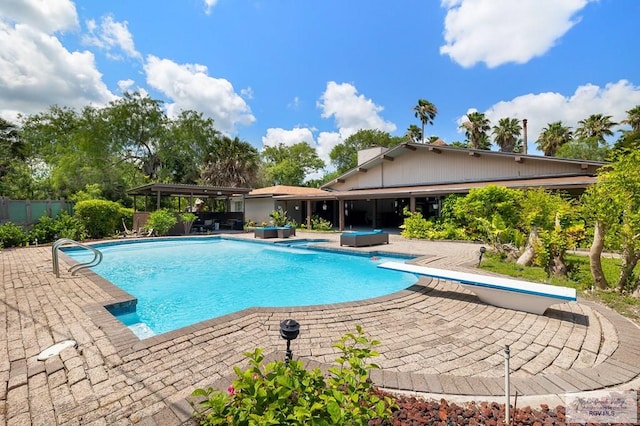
[122,219,136,237]
[340,230,389,247]
[254,227,278,239]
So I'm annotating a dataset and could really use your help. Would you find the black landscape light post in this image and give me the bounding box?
[280,319,300,363]
[478,246,486,267]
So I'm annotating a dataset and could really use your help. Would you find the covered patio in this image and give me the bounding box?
[126,183,252,234]
[274,175,599,231]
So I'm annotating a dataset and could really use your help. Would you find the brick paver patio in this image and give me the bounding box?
[1,232,639,425]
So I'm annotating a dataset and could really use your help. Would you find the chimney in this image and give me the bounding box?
[522,119,528,155]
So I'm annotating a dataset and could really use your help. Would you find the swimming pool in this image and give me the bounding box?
[65,237,416,337]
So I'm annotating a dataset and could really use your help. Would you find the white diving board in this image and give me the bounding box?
[378,261,577,315]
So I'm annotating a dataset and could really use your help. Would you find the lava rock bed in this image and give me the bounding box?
[369,391,639,426]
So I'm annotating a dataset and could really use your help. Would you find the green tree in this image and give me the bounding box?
[516,188,575,277]
[162,110,220,184]
[611,128,640,159]
[460,111,491,150]
[262,142,325,186]
[555,139,611,161]
[452,185,523,243]
[492,117,522,153]
[561,113,617,161]
[329,129,402,174]
[586,150,640,292]
[102,91,168,180]
[413,99,437,143]
[0,118,28,196]
[575,113,617,144]
[536,121,573,157]
[405,124,422,144]
[621,105,640,132]
[201,136,260,187]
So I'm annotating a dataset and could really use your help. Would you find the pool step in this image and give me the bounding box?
[128,322,156,339]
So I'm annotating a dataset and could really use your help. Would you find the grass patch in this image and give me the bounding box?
[480,252,640,324]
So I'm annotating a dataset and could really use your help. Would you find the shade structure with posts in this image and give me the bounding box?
[280,319,300,363]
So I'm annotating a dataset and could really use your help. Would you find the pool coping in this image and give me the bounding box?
[62,236,434,355]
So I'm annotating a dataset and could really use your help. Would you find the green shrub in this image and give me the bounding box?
[145,209,177,236]
[192,326,395,425]
[180,212,197,234]
[52,212,87,241]
[311,215,333,231]
[74,199,123,239]
[27,213,87,244]
[269,207,289,227]
[28,215,58,244]
[400,208,433,239]
[0,222,27,247]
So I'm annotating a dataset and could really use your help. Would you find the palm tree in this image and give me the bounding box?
[492,117,522,152]
[622,105,640,132]
[406,124,422,144]
[536,121,573,157]
[575,113,617,148]
[460,111,491,150]
[201,136,260,187]
[413,99,437,143]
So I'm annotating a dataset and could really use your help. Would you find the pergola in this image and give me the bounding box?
[126,183,252,211]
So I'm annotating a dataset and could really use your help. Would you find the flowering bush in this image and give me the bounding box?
[191,326,395,425]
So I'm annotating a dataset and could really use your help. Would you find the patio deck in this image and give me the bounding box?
[1,232,640,425]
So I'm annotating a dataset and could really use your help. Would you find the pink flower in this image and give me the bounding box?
[227,385,235,396]
[253,373,259,380]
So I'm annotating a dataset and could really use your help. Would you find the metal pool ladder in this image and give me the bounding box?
[52,238,103,278]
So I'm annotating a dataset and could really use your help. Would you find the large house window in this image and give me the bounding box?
[234,201,244,212]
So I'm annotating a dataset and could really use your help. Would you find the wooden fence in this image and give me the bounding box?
[0,197,73,227]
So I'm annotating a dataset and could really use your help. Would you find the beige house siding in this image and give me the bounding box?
[327,148,600,191]
[244,198,275,225]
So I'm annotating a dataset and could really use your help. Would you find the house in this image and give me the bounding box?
[244,185,327,226]
[272,143,605,231]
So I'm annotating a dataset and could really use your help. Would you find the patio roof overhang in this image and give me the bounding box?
[127,183,252,198]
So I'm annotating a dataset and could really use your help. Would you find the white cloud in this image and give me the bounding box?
[483,80,640,153]
[0,0,78,33]
[440,0,594,68]
[117,79,135,92]
[203,0,219,15]
[317,81,396,137]
[261,127,316,148]
[240,86,254,99]
[83,15,141,60]
[144,55,255,134]
[0,20,116,121]
[261,82,397,173]
[288,96,300,110]
[316,131,343,166]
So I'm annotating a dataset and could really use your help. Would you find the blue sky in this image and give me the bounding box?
[1,0,639,167]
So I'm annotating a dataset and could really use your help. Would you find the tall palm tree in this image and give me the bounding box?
[413,99,437,143]
[492,117,522,152]
[536,121,573,157]
[575,113,617,147]
[622,105,640,132]
[201,136,260,187]
[460,111,491,150]
[406,124,422,144]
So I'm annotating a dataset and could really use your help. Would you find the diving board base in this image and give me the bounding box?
[378,261,577,315]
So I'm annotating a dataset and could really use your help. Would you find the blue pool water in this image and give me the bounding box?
[66,238,416,337]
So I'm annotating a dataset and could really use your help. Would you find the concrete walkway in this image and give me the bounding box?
[1,232,639,425]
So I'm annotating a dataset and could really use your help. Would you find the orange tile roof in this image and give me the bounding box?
[248,185,327,196]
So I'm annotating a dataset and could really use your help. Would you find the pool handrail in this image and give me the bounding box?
[52,238,103,278]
